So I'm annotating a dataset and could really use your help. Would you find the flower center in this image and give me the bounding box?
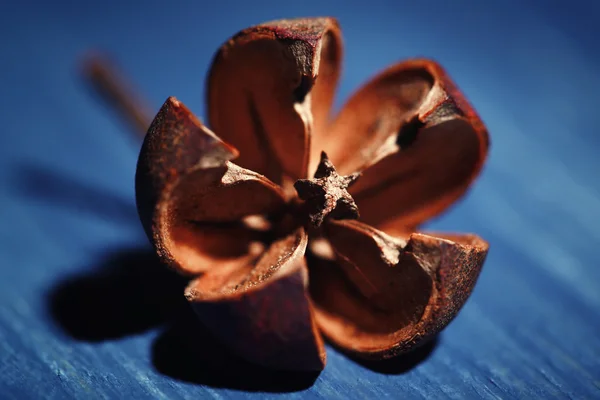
[293,151,361,228]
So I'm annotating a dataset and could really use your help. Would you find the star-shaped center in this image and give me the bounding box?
[294,152,361,228]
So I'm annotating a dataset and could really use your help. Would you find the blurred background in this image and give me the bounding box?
[1,1,599,399]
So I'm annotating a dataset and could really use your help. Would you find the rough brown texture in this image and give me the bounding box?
[294,152,361,227]
[135,17,490,371]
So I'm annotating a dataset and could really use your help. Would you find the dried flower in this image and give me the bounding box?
[135,17,489,371]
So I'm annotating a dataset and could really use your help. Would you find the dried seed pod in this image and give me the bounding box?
[135,17,490,371]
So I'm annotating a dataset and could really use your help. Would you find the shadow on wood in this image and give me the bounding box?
[48,247,318,392]
[21,164,319,392]
[13,165,138,225]
[152,307,319,392]
[48,248,187,341]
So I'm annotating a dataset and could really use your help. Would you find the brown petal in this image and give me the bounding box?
[185,228,326,371]
[136,97,286,275]
[322,59,488,229]
[309,220,488,359]
[207,17,342,183]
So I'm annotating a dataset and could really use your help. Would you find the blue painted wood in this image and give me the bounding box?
[1,1,599,398]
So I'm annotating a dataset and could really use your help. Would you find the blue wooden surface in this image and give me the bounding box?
[1,1,599,399]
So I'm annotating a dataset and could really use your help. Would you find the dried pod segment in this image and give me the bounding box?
[136,97,286,275]
[207,17,342,184]
[323,60,489,230]
[310,220,488,358]
[185,228,326,371]
[135,17,490,371]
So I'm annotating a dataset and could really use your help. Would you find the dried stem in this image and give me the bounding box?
[82,53,153,136]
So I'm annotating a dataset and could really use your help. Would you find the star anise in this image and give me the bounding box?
[135,17,489,371]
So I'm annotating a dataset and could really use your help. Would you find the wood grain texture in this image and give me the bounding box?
[1,1,599,399]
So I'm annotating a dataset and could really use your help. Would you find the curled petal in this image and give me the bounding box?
[323,59,488,229]
[185,228,326,371]
[310,220,488,358]
[207,17,342,183]
[136,97,286,275]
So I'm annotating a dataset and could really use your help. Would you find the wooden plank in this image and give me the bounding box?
[0,1,598,398]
